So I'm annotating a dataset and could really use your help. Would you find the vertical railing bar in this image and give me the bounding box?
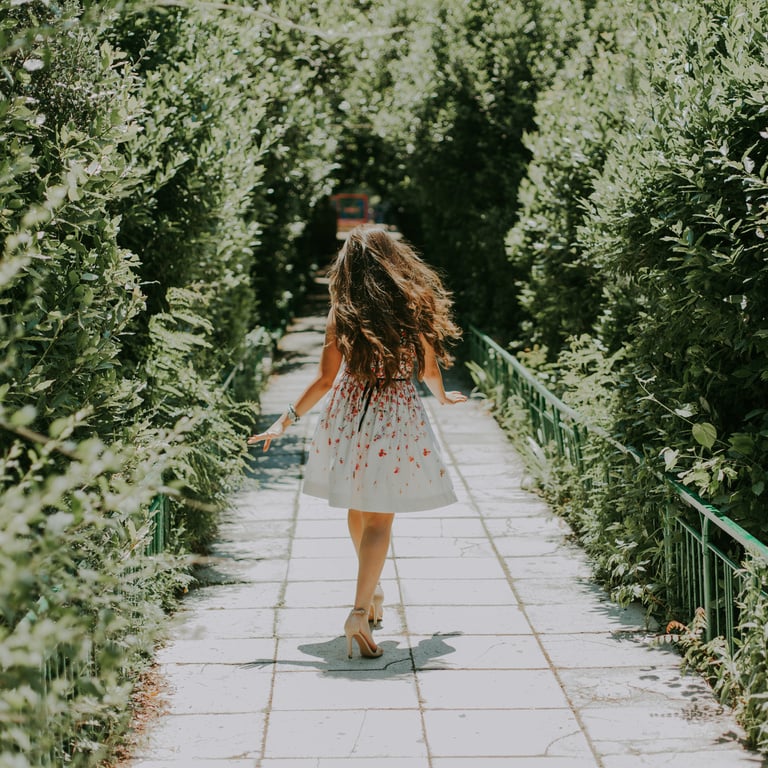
[725,566,734,652]
[702,515,713,642]
[663,506,674,612]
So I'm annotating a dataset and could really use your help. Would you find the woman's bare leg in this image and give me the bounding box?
[349,510,394,611]
[348,508,363,557]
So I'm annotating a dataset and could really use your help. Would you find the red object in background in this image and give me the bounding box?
[331,193,369,232]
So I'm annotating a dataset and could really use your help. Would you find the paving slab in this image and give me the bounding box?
[127,294,766,768]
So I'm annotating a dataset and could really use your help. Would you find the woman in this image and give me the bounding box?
[248,226,466,658]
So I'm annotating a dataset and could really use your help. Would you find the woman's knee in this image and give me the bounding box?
[360,511,394,532]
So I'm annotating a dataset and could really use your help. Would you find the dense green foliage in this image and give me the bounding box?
[0,1,345,764]
[504,0,768,532]
[496,1,768,649]
[586,1,768,531]
[506,1,648,353]
[1,5,179,763]
[336,0,588,333]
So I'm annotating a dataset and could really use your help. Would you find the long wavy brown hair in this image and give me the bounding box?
[328,226,461,385]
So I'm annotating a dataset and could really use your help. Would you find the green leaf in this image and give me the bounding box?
[692,422,717,450]
[10,404,36,426]
[662,447,679,471]
[32,379,55,392]
[729,434,755,456]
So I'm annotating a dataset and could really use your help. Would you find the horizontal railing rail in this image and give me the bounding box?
[469,325,768,647]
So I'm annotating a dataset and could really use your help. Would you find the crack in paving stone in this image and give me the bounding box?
[544,727,587,757]
[349,709,369,756]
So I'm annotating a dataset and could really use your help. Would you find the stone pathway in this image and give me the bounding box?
[128,295,766,768]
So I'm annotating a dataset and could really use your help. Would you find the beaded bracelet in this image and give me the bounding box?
[287,403,300,423]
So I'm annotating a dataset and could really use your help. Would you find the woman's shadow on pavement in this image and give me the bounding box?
[242,631,462,680]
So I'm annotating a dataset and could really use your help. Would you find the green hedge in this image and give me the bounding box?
[1,5,176,764]
[504,0,768,532]
[0,1,344,764]
[335,0,588,335]
[505,0,651,355]
[491,0,768,751]
[584,0,768,534]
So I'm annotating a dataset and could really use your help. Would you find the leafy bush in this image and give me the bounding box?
[0,5,183,763]
[502,0,768,585]
[731,561,768,752]
[1,2,145,441]
[582,0,768,533]
[337,0,588,335]
[109,5,274,546]
[108,1,345,544]
[471,2,768,747]
[0,415,188,766]
[506,0,652,356]
[0,1,345,763]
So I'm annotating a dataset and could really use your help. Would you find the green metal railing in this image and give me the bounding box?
[469,325,768,647]
[25,493,169,766]
[468,328,588,469]
[146,492,171,556]
[662,480,768,645]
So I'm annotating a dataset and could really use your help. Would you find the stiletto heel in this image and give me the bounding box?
[369,583,384,625]
[344,608,383,658]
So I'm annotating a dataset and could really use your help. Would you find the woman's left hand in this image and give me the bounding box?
[442,391,468,405]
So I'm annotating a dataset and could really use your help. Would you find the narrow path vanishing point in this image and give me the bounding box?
[128,281,766,768]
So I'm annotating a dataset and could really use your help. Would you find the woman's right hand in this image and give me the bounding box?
[442,391,468,405]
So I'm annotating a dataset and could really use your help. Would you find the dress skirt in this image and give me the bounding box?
[303,370,457,513]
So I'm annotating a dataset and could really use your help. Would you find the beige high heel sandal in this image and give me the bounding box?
[344,608,383,658]
[369,583,384,625]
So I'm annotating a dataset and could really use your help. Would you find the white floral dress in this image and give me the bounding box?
[302,342,457,513]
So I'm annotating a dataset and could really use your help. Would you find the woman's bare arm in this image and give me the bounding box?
[419,334,467,405]
[247,314,343,451]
